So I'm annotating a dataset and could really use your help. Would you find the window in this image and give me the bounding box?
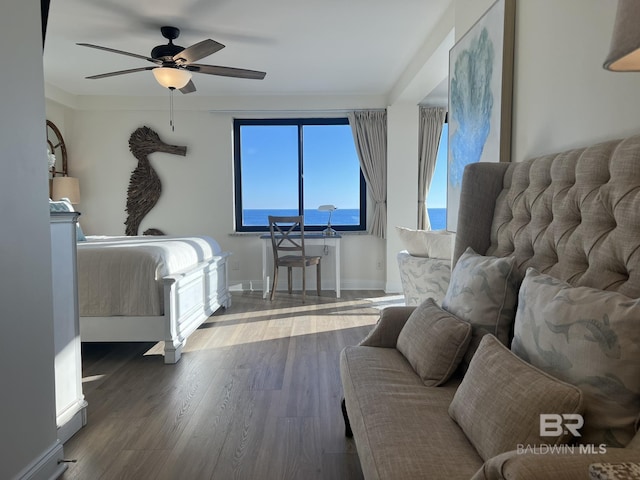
[426,122,448,230]
[233,118,366,232]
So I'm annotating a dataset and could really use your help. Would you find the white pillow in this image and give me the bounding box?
[49,198,86,241]
[396,227,454,259]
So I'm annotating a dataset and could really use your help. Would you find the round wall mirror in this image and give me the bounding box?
[47,120,67,178]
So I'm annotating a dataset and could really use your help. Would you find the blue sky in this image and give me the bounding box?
[240,122,448,211]
[240,124,361,210]
[426,123,448,209]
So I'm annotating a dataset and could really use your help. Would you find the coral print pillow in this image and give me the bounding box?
[442,247,519,367]
[511,268,640,447]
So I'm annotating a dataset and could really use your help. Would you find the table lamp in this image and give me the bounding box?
[318,204,337,236]
[52,176,81,205]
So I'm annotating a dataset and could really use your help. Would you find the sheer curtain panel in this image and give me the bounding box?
[348,110,387,238]
[418,106,446,230]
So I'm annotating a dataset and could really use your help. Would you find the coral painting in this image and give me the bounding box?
[447,0,515,231]
[449,28,495,189]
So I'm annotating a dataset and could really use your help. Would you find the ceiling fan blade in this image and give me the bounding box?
[180,80,197,94]
[77,43,161,64]
[85,66,157,80]
[187,64,266,80]
[173,39,225,65]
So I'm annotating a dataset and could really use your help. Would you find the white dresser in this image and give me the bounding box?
[50,211,87,443]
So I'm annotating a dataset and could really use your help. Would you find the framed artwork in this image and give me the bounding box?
[447,0,515,231]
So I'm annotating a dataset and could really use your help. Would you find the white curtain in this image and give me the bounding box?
[348,110,387,239]
[417,106,446,230]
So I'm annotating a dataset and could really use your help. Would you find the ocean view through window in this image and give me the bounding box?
[233,118,366,232]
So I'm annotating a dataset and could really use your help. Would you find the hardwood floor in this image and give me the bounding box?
[61,290,400,480]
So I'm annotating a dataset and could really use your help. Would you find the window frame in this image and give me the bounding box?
[233,117,367,233]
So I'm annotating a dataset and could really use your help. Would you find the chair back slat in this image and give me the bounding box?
[268,216,306,260]
[267,215,321,302]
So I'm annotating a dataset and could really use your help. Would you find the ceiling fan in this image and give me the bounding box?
[77,26,266,93]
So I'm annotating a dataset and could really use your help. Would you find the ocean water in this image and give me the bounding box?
[243,208,447,230]
[244,209,360,226]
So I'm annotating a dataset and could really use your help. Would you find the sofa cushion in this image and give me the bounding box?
[396,226,454,259]
[442,247,519,366]
[449,334,583,462]
[340,346,483,480]
[511,268,640,447]
[397,298,471,386]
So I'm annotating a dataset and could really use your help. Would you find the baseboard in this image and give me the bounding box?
[13,440,66,480]
[57,400,88,444]
[229,279,387,292]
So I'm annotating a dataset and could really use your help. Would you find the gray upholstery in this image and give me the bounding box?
[340,347,482,480]
[457,134,640,298]
[453,162,510,265]
[343,132,640,480]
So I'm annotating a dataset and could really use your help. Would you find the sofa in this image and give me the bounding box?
[340,133,640,479]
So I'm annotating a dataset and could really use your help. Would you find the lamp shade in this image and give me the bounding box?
[604,0,640,71]
[52,176,80,204]
[318,205,337,236]
[318,204,337,212]
[152,67,192,89]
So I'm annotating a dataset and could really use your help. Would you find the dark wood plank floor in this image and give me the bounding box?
[61,290,399,480]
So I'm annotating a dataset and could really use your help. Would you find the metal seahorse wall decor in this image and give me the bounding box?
[125,126,187,236]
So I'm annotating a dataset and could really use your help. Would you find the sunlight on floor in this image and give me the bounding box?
[82,374,106,384]
[142,292,406,354]
[364,294,405,310]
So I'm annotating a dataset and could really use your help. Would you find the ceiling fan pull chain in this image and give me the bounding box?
[169,87,175,132]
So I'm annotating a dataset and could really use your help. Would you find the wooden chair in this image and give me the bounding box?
[268,215,322,302]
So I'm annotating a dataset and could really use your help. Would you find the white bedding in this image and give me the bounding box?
[77,235,222,317]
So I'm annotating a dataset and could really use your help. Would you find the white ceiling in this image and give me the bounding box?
[43,0,451,98]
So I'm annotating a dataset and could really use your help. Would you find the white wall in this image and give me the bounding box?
[385,103,419,292]
[384,5,455,292]
[55,95,387,291]
[455,0,495,41]
[454,0,640,163]
[48,1,640,298]
[1,1,63,479]
[512,0,640,161]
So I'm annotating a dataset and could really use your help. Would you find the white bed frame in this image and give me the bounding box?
[79,252,231,364]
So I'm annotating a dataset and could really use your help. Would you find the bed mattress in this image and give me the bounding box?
[77,235,222,316]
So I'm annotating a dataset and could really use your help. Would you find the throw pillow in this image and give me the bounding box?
[396,226,454,259]
[76,223,87,242]
[396,298,471,386]
[449,334,583,461]
[49,198,86,241]
[511,268,640,448]
[441,247,519,366]
[397,252,451,306]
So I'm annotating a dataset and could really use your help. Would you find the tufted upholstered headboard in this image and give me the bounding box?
[453,133,640,298]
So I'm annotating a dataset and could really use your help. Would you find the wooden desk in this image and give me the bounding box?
[261,233,341,298]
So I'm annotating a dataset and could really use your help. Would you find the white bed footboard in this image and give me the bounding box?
[80,252,231,363]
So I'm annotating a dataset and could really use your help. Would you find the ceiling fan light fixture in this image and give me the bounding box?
[152,67,192,89]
